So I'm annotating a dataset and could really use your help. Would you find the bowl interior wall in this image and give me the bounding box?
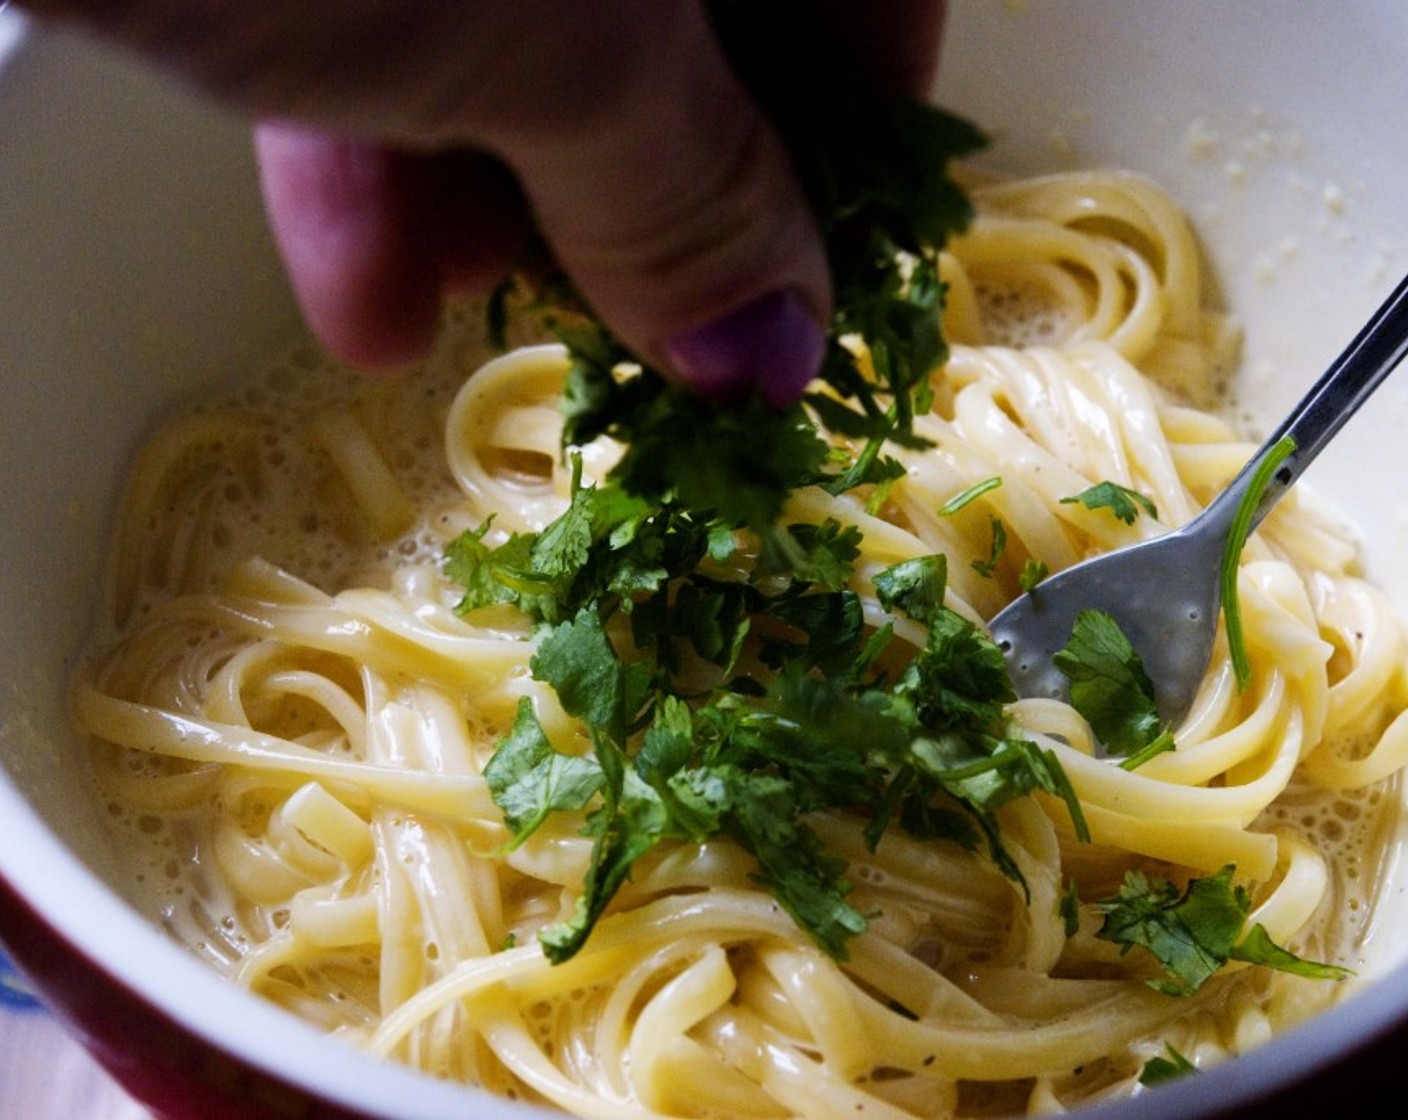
[0,25,299,886]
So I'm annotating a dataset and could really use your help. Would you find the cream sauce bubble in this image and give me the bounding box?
[974,278,1078,348]
[90,306,507,957]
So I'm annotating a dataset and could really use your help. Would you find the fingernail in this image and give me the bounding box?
[665,290,826,408]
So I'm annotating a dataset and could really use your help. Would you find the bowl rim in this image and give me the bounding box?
[0,773,563,1120]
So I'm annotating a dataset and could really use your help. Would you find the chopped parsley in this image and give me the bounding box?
[1095,865,1351,996]
[1139,1045,1196,1086]
[1221,435,1297,689]
[1061,481,1158,525]
[467,520,1091,961]
[1018,557,1049,593]
[1052,610,1174,763]
[971,516,1007,578]
[484,697,605,847]
[487,3,987,559]
[938,477,1002,516]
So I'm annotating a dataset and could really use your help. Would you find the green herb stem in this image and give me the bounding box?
[1221,435,1297,689]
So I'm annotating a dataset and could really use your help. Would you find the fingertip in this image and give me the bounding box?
[483,2,833,407]
[665,290,827,408]
[254,123,441,369]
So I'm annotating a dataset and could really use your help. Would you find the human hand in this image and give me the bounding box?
[19,1,944,405]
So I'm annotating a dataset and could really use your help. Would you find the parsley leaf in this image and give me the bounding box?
[874,554,948,625]
[897,607,1015,734]
[735,785,870,958]
[445,522,556,619]
[1053,609,1172,760]
[1230,923,1353,980]
[1061,481,1158,525]
[1139,1045,1197,1086]
[785,518,864,590]
[1096,865,1351,995]
[1096,866,1249,996]
[530,608,652,743]
[539,771,670,963]
[761,591,865,676]
[679,763,870,958]
[483,698,603,848]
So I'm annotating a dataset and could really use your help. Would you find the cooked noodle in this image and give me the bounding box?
[75,170,1408,1117]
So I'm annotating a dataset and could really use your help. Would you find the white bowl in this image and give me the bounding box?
[2,2,1408,1116]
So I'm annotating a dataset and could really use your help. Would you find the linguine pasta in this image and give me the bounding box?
[75,170,1408,1118]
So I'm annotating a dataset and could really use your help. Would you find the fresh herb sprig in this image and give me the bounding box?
[455,474,1090,962]
[1053,609,1175,766]
[1061,480,1159,525]
[488,3,986,566]
[1094,865,1352,996]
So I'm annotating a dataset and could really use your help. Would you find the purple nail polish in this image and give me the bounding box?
[665,290,826,408]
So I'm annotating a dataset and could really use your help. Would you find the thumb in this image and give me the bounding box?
[479,4,831,407]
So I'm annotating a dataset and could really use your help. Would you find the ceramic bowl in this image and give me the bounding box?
[3,2,1408,1117]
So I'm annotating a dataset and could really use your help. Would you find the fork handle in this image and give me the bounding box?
[1209,270,1408,534]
